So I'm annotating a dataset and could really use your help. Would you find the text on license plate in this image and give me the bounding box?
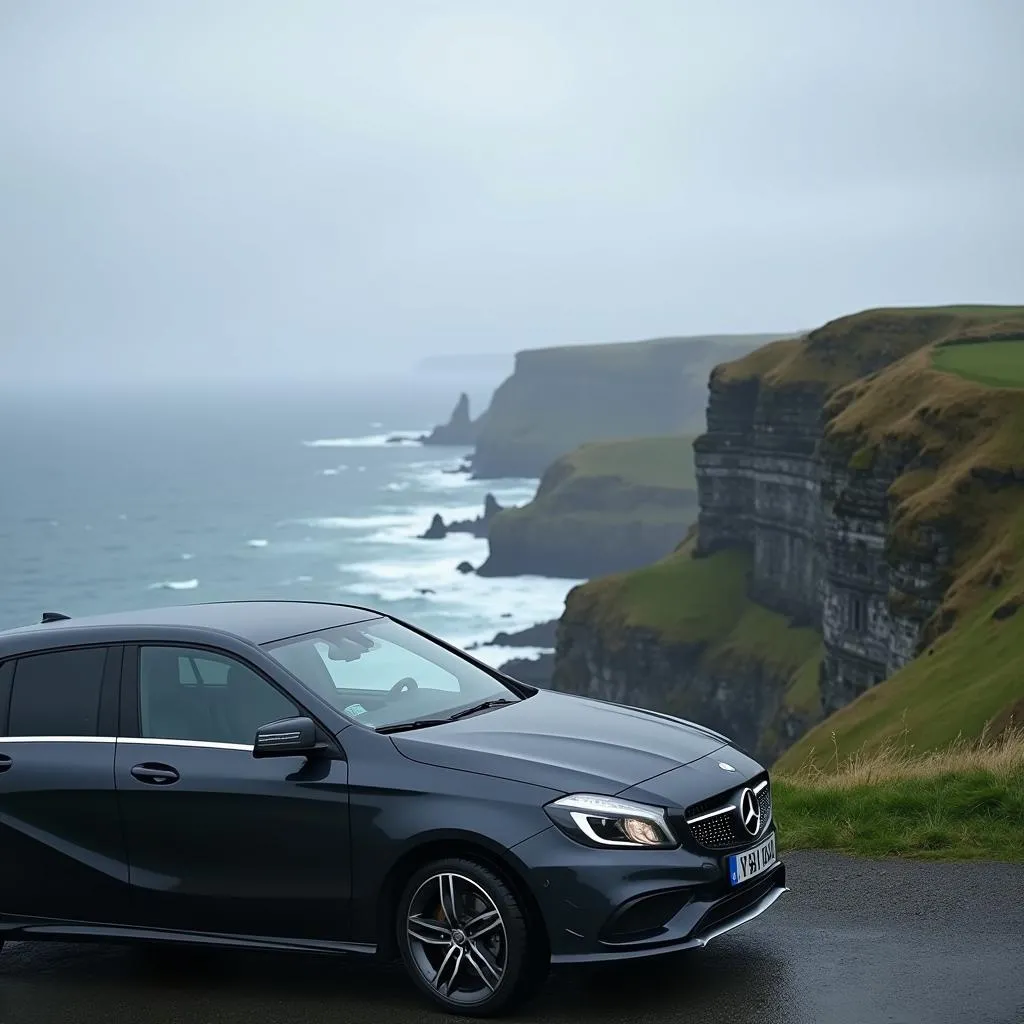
[727,832,776,886]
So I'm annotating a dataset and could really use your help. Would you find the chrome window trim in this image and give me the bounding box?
[0,735,252,752]
[0,735,116,744]
[121,737,253,752]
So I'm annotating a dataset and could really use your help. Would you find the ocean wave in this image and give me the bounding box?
[297,513,418,531]
[148,578,199,591]
[302,430,427,449]
[321,466,348,476]
[340,557,580,641]
[469,645,553,668]
[246,538,269,548]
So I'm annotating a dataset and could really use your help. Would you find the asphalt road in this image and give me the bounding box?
[2,852,1023,1024]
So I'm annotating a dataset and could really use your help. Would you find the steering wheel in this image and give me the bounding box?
[389,676,419,698]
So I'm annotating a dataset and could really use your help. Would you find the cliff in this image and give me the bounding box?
[477,436,698,579]
[551,305,1024,765]
[470,333,789,478]
[422,392,481,446]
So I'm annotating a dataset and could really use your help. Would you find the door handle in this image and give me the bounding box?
[130,762,180,785]
[0,755,12,774]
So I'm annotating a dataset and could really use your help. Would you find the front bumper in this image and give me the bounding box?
[511,824,787,963]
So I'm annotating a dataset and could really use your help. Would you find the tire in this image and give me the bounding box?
[396,856,548,1017]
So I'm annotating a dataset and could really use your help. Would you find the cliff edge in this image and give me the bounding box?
[470,333,788,478]
[477,436,699,578]
[551,305,1024,765]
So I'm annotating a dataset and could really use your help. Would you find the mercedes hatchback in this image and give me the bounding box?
[0,600,786,1016]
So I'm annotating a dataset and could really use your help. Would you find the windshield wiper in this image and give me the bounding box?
[377,699,518,734]
[447,698,517,722]
[376,718,451,734]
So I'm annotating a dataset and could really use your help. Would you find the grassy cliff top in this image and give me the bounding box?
[541,436,696,492]
[512,333,789,372]
[931,337,1024,388]
[564,542,820,688]
[776,320,1024,771]
[717,305,1024,389]
[499,436,697,523]
[474,333,794,459]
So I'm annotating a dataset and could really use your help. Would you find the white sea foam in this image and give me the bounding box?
[303,430,427,448]
[469,645,553,668]
[180,553,194,560]
[247,538,269,548]
[297,513,418,531]
[321,466,348,476]
[148,578,199,591]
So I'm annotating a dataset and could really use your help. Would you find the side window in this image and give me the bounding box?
[6,647,108,738]
[138,646,300,747]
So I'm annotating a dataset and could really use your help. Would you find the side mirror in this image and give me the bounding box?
[253,716,324,758]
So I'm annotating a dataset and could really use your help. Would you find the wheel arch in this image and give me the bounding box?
[374,832,551,962]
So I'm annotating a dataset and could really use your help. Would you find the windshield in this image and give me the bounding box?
[263,616,522,729]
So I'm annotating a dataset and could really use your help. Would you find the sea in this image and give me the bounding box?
[0,377,579,668]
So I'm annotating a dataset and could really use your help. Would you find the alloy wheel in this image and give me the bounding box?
[405,871,508,1006]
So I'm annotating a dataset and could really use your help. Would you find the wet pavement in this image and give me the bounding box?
[2,852,1023,1024]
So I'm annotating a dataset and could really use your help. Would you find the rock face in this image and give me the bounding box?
[470,334,789,478]
[477,436,699,579]
[422,392,480,446]
[553,617,819,764]
[551,307,1024,762]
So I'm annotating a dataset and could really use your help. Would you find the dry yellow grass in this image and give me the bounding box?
[779,722,1024,788]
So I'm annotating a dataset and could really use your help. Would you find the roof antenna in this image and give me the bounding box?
[41,611,71,623]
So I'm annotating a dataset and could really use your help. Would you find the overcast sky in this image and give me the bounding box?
[1,1,1021,384]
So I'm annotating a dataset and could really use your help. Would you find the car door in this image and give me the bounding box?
[114,642,352,942]
[0,645,129,926]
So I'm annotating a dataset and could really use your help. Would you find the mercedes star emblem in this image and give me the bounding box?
[718,762,736,772]
[738,787,761,836]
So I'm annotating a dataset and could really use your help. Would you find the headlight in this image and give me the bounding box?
[544,793,677,849]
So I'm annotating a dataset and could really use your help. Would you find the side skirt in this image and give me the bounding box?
[0,916,376,957]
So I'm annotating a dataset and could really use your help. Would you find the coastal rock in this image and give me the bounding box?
[418,494,505,541]
[422,392,481,447]
[420,514,447,540]
[455,561,474,574]
[550,307,1024,764]
[484,620,558,648]
[497,653,555,688]
[470,333,790,479]
[477,436,699,578]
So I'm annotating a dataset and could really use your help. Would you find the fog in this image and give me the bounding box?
[1,0,1021,385]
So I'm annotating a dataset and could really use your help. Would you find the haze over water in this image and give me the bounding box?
[0,380,577,665]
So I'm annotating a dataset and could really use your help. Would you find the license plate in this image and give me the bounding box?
[727,832,776,886]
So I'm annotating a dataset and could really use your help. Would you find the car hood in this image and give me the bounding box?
[390,689,727,795]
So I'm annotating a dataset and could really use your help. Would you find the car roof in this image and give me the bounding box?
[0,600,383,648]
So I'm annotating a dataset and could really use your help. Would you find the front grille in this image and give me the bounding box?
[684,772,772,852]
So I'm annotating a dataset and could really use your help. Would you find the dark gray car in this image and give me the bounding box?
[0,601,786,1016]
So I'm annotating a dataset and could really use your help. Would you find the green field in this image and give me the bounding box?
[565,544,822,714]
[720,305,1024,388]
[775,731,1024,861]
[932,339,1024,388]
[551,436,696,491]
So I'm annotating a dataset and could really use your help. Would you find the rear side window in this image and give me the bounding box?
[5,647,108,737]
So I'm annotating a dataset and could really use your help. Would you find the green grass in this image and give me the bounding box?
[932,338,1024,388]
[776,584,1024,773]
[774,729,1024,861]
[566,545,821,681]
[719,305,1024,388]
[774,771,1024,860]
[559,436,696,490]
